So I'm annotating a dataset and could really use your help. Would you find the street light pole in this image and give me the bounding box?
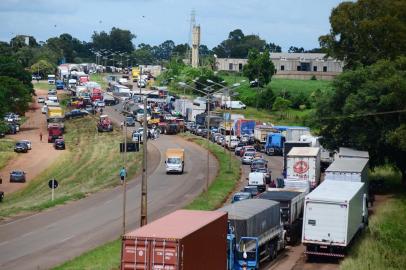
[140,96,148,226]
[206,91,210,192]
[122,115,128,235]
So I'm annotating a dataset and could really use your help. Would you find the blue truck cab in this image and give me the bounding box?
[265,133,285,156]
[55,80,64,90]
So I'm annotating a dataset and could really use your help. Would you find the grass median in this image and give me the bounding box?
[0,139,16,171]
[341,166,406,270]
[53,133,241,270]
[0,116,142,219]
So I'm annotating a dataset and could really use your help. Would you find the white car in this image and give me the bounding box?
[19,140,32,150]
[38,97,45,103]
[241,151,256,165]
[41,105,47,114]
[93,100,105,107]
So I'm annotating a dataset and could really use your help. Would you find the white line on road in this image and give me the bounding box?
[0,240,10,247]
[61,235,74,242]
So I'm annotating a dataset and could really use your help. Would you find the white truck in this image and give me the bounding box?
[302,180,368,258]
[221,100,246,109]
[325,158,369,183]
[47,74,56,84]
[248,172,267,192]
[286,147,321,189]
[165,148,185,174]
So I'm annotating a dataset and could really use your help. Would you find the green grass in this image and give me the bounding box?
[53,133,241,270]
[0,116,142,219]
[340,166,406,270]
[90,73,108,89]
[32,81,53,90]
[0,139,16,170]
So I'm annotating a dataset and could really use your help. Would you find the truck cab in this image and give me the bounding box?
[265,133,285,156]
[165,148,185,174]
[47,74,56,84]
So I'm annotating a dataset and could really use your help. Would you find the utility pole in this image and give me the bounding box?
[140,96,148,226]
[206,90,210,192]
[122,115,128,235]
[228,91,232,171]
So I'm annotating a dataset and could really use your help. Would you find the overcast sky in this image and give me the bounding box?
[0,0,344,51]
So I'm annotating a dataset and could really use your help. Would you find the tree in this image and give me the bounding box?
[92,28,135,53]
[132,44,156,65]
[319,0,406,69]
[10,35,38,49]
[155,40,175,60]
[30,60,56,78]
[243,49,275,87]
[272,97,291,118]
[288,46,305,53]
[268,42,282,53]
[212,29,267,58]
[312,57,406,184]
[258,86,275,110]
[0,76,32,116]
[0,56,33,94]
[173,43,190,58]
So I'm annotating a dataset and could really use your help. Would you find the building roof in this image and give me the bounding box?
[287,147,320,157]
[326,158,369,173]
[123,210,226,239]
[216,53,338,61]
[258,191,302,202]
[218,199,279,220]
[306,180,364,202]
[338,147,369,159]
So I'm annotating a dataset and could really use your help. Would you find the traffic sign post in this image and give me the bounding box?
[48,178,58,201]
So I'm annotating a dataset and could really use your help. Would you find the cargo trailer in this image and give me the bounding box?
[286,147,321,189]
[253,125,277,152]
[302,180,368,258]
[219,199,284,270]
[283,141,311,176]
[337,147,369,159]
[258,190,306,244]
[325,158,369,183]
[121,210,227,270]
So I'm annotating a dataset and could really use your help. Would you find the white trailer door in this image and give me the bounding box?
[303,202,348,245]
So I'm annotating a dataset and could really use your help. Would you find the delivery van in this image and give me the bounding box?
[165,148,185,174]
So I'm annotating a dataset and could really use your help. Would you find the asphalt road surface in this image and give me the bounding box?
[0,102,218,269]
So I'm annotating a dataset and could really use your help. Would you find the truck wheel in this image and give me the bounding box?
[270,241,277,260]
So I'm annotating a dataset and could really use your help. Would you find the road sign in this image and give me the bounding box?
[120,142,139,152]
[48,179,58,189]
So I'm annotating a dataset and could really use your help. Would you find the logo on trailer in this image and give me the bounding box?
[293,160,309,174]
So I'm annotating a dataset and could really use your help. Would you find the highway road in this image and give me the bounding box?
[0,100,218,269]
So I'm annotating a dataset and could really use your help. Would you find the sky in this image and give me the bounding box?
[0,0,344,51]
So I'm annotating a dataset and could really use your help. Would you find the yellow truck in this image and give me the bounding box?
[132,67,140,82]
[165,148,185,174]
[47,106,64,118]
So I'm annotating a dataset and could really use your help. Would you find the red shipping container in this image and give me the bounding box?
[121,210,227,270]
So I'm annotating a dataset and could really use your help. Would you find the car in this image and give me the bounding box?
[48,89,57,95]
[125,116,136,126]
[19,140,32,150]
[254,167,272,185]
[54,139,65,150]
[14,142,28,153]
[231,192,252,203]
[240,145,256,157]
[55,80,64,90]
[94,100,105,107]
[85,105,95,114]
[250,158,268,172]
[234,142,247,156]
[242,185,260,197]
[32,74,42,80]
[41,105,47,114]
[10,170,26,183]
[241,151,256,165]
[65,109,89,119]
[38,97,45,103]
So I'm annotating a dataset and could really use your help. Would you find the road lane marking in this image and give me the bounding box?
[0,240,10,247]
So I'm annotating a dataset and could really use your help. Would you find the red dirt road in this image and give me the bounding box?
[0,89,63,194]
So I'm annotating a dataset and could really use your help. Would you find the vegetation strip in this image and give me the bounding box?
[53,133,241,270]
[0,116,141,219]
[0,139,16,170]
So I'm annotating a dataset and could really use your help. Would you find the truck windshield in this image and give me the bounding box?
[167,158,181,164]
[237,238,257,261]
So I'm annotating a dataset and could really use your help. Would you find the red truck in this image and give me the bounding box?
[48,126,63,143]
[121,210,227,270]
[91,88,103,102]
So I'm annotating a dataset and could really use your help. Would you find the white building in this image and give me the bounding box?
[215,53,344,80]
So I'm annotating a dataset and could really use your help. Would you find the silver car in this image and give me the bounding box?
[241,151,256,165]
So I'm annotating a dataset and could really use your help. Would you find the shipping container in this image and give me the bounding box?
[121,210,227,270]
[286,147,321,189]
[254,125,277,147]
[232,119,256,137]
[283,141,311,174]
[325,158,369,183]
[273,126,310,141]
[337,147,369,159]
[302,181,368,257]
[258,190,306,244]
[218,199,280,243]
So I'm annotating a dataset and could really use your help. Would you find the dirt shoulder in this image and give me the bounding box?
[0,89,63,194]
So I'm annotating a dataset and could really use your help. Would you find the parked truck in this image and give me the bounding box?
[233,119,256,138]
[259,189,306,244]
[253,125,276,152]
[282,141,312,177]
[302,180,368,258]
[121,210,227,270]
[97,115,113,132]
[219,199,285,270]
[103,93,118,106]
[265,133,285,156]
[274,126,310,141]
[165,148,185,174]
[48,126,62,143]
[286,147,321,189]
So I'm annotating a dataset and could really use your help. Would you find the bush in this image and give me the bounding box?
[310,75,317,80]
